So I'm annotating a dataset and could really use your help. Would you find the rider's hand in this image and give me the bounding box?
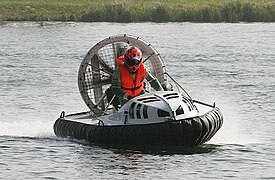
[127,95,133,100]
[123,94,133,100]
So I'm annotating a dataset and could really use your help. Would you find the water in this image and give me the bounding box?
[1,22,275,179]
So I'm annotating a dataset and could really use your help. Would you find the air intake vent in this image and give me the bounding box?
[176,105,184,115]
[129,102,136,119]
[137,97,160,103]
[163,93,179,100]
[182,95,195,111]
[143,105,148,118]
[163,93,178,97]
[157,109,170,117]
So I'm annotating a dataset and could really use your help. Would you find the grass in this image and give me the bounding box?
[0,0,274,22]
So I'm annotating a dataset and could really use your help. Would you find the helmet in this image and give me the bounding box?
[124,47,142,72]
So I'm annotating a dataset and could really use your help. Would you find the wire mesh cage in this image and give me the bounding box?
[78,34,167,116]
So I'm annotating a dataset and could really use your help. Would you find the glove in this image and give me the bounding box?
[127,95,133,100]
[123,94,133,101]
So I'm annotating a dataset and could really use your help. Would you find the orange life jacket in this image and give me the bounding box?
[117,57,146,97]
[115,56,124,67]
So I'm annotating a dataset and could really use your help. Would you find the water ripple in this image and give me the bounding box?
[0,22,275,179]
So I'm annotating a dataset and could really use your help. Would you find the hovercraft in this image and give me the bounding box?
[53,34,223,147]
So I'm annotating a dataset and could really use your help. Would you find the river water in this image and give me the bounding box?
[0,22,274,179]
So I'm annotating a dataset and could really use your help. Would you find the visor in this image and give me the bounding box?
[126,58,142,67]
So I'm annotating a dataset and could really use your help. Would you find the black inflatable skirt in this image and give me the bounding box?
[53,107,223,147]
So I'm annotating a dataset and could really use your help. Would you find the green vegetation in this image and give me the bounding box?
[0,0,274,22]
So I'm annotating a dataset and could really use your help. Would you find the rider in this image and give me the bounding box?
[111,47,163,106]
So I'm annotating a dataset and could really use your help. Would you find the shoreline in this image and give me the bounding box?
[0,0,274,23]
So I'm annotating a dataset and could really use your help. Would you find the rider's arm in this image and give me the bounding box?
[145,70,164,91]
[111,68,129,105]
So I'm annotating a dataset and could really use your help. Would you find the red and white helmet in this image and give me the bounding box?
[124,47,143,72]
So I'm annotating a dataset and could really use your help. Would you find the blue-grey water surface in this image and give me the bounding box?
[0,22,275,179]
